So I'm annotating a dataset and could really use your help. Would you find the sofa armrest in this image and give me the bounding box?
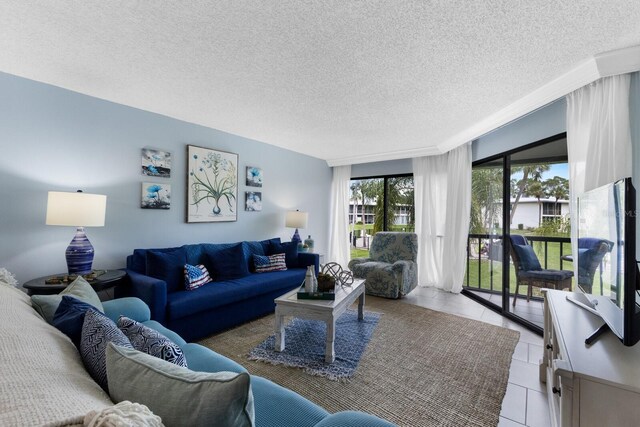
[102,297,151,323]
[298,252,320,274]
[348,258,372,270]
[121,269,168,323]
[314,411,396,427]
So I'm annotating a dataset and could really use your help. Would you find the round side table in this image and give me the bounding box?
[22,270,127,296]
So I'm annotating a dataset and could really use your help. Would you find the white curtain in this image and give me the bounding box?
[412,143,471,293]
[327,165,352,268]
[566,74,632,263]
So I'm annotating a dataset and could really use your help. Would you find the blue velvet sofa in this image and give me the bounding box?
[118,238,319,341]
[104,297,394,427]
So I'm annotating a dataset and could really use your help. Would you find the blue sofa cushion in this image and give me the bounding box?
[269,241,299,268]
[513,244,542,271]
[206,243,250,281]
[166,269,305,320]
[52,295,98,348]
[251,375,329,427]
[147,247,187,293]
[520,269,573,281]
[181,343,248,374]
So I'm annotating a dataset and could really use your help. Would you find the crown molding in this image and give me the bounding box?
[326,145,441,167]
[595,44,640,77]
[327,45,640,168]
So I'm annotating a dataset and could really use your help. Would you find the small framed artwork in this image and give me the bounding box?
[141,182,171,209]
[245,192,262,211]
[187,145,238,222]
[246,166,263,187]
[142,148,172,178]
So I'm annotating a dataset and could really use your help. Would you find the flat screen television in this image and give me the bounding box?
[572,177,640,346]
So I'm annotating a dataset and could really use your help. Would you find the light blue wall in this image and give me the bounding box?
[0,72,331,283]
[471,99,566,161]
[350,159,412,178]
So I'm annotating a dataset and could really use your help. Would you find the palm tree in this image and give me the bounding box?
[350,181,363,246]
[525,181,547,227]
[545,176,569,214]
[470,167,502,233]
[510,164,550,224]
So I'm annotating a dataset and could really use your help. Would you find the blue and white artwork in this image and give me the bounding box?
[142,148,172,178]
[246,166,263,187]
[142,182,171,209]
[245,192,262,212]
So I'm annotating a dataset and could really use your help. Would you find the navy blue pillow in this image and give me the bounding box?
[52,295,97,348]
[513,244,542,271]
[260,237,281,254]
[269,241,299,268]
[146,247,187,293]
[206,243,250,281]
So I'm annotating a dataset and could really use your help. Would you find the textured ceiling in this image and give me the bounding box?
[1,1,639,165]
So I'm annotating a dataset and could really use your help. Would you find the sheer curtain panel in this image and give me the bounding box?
[566,74,632,268]
[328,165,352,268]
[412,144,471,293]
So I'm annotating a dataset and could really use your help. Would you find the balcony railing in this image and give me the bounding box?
[465,233,572,297]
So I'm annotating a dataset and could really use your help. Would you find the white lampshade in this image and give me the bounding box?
[46,191,107,227]
[285,210,308,229]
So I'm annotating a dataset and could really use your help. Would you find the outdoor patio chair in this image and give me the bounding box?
[576,237,613,294]
[509,234,573,306]
[348,232,418,299]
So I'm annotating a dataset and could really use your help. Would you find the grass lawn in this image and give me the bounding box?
[351,248,370,259]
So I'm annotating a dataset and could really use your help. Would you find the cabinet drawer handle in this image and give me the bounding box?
[546,344,553,350]
[552,386,561,396]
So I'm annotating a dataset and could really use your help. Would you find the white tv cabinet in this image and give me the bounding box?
[541,290,640,427]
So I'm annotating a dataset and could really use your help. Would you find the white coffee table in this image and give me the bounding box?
[274,278,366,363]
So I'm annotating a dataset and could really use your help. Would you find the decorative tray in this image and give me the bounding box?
[297,289,336,300]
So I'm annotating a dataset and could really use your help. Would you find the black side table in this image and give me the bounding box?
[22,270,127,296]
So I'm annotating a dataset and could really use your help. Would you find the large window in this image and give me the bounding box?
[349,175,414,259]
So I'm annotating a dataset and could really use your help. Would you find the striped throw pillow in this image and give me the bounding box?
[184,264,212,290]
[253,253,287,273]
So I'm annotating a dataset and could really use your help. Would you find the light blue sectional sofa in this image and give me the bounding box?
[103,297,394,427]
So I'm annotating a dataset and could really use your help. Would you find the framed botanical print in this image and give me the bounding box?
[186,145,238,223]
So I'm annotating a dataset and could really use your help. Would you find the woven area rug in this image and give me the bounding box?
[199,296,520,427]
[248,309,381,380]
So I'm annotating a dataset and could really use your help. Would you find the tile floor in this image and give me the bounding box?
[467,290,545,329]
[401,286,551,427]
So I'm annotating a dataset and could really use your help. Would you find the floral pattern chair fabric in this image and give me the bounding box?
[348,232,418,299]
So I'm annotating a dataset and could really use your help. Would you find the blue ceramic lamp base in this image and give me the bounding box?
[291,228,301,245]
[65,227,95,275]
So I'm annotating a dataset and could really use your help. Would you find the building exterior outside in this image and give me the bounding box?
[510,197,569,229]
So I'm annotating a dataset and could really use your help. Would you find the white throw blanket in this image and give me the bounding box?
[0,280,114,425]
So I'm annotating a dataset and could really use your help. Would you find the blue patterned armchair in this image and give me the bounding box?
[348,232,418,299]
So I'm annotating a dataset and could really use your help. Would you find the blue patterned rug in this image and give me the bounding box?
[248,309,381,380]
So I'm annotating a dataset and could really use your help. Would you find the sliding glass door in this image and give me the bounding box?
[463,134,570,332]
[466,159,505,306]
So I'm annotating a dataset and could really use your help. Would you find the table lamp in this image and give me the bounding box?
[285,210,308,245]
[46,190,107,275]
